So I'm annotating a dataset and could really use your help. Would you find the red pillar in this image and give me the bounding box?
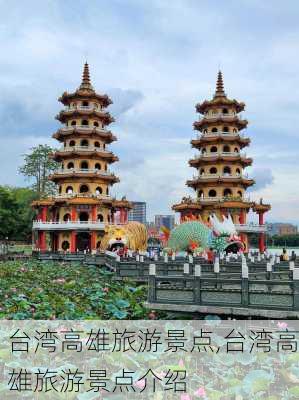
[258,212,265,253]
[71,206,77,221]
[111,211,115,224]
[38,231,47,252]
[91,231,97,251]
[120,208,124,224]
[123,209,128,224]
[91,205,97,222]
[70,231,76,253]
[41,206,48,222]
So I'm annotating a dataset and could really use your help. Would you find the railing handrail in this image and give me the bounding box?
[53,168,113,176]
[53,193,111,199]
[64,105,107,112]
[195,132,247,139]
[195,151,246,159]
[60,126,108,132]
[59,146,110,153]
[193,173,250,180]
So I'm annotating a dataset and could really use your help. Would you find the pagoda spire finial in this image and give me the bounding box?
[214,70,226,98]
[79,62,94,91]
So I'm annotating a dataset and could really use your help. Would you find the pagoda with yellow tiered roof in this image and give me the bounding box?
[173,72,270,252]
[32,63,131,252]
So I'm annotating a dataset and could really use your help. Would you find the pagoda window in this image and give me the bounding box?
[106,188,109,195]
[198,190,204,198]
[210,146,218,153]
[236,168,241,175]
[80,161,89,169]
[202,148,206,154]
[63,213,71,222]
[210,167,217,174]
[94,121,99,127]
[107,215,111,223]
[233,128,237,133]
[80,184,89,193]
[67,162,74,169]
[95,187,102,195]
[222,108,229,114]
[223,145,230,152]
[237,190,243,197]
[234,147,239,153]
[223,188,232,196]
[223,166,231,175]
[80,139,89,147]
[95,163,101,170]
[66,186,73,194]
[69,140,76,146]
[94,141,100,148]
[82,119,89,126]
[82,101,89,107]
[104,165,107,171]
[61,241,70,251]
[223,126,229,132]
[97,214,104,222]
[203,129,207,134]
[79,211,89,222]
[103,143,106,149]
[208,189,217,197]
[58,186,62,194]
[200,168,205,175]
[211,127,218,133]
[71,121,76,126]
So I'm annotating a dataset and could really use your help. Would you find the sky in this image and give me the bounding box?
[0,0,299,223]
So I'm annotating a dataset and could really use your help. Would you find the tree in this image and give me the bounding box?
[0,186,38,241]
[19,144,58,198]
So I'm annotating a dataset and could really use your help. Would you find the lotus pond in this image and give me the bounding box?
[0,260,157,319]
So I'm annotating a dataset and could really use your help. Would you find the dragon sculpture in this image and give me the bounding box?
[165,214,243,254]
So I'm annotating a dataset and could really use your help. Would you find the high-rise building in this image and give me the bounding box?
[267,223,298,236]
[172,71,271,252]
[32,63,132,252]
[128,201,146,224]
[155,214,175,231]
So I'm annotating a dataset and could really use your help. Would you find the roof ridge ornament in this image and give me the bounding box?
[79,62,94,91]
[214,70,226,98]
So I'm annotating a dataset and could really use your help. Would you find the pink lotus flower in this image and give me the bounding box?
[19,267,28,273]
[181,394,192,400]
[277,321,288,329]
[134,379,146,389]
[103,287,109,293]
[194,387,206,397]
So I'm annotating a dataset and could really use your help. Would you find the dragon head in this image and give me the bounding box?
[209,214,243,253]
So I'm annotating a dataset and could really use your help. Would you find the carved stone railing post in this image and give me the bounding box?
[148,264,156,303]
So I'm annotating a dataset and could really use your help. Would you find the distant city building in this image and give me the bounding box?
[128,201,146,224]
[155,214,175,231]
[267,223,298,236]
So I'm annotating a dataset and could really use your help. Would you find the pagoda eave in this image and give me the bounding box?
[52,128,117,143]
[112,199,133,209]
[189,156,253,167]
[172,202,202,211]
[196,98,245,114]
[252,203,271,213]
[191,136,251,149]
[59,90,112,107]
[56,110,114,124]
[193,118,248,131]
[52,151,118,163]
[49,173,120,184]
[187,177,255,188]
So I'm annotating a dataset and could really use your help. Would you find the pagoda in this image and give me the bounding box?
[172,72,271,252]
[32,63,132,252]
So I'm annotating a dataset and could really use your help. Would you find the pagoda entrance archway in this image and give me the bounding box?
[76,232,91,252]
